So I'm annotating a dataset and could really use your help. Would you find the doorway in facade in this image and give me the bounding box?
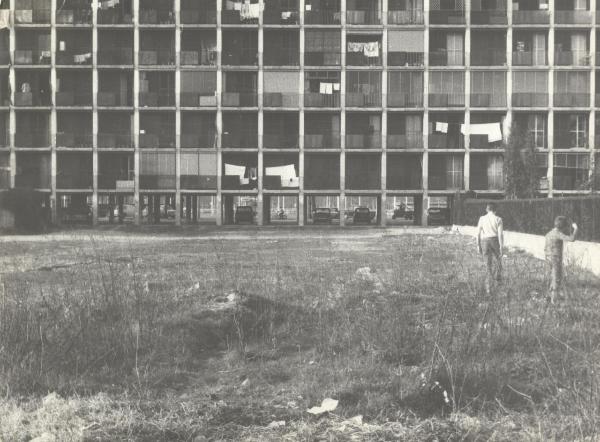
[222,194,258,225]
[386,194,422,226]
[180,194,218,224]
[264,194,298,225]
[140,193,176,224]
[305,194,340,225]
[344,195,380,225]
[98,193,135,224]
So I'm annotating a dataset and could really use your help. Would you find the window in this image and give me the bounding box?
[527,114,546,148]
[569,114,588,148]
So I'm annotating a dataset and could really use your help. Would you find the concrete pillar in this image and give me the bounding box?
[215,0,223,225]
[547,0,555,197]
[133,0,140,224]
[463,0,470,193]
[8,0,15,189]
[422,0,429,226]
[591,0,597,185]
[256,0,264,226]
[50,0,57,223]
[339,0,346,226]
[92,0,98,225]
[298,0,305,226]
[174,0,181,226]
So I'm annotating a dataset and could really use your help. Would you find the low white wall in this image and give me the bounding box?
[454,225,600,278]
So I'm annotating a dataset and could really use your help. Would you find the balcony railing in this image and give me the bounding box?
[56,50,93,65]
[221,51,258,66]
[263,92,300,107]
[15,172,50,189]
[345,92,382,107]
[139,50,175,65]
[346,10,381,25]
[469,134,503,149]
[429,9,465,24]
[263,51,299,66]
[470,176,503,191]
[387,132,423,149]
[595,93,600,107]
[304,93,340,107]
[554,136,588,149]
[304,133,341,148]
[139,92,176,107]
[511,93,548,107]
[222,9,259,25]
[470,50,506,66]
[180,9,217,24]
[470,10,507,24]
[387,51,424,66]
[346,52,381,66]
[263,134,299,149]
[346,134,382,149]
[56,9,92,25]
[428,93,465,107]
[553,93,589,107]
[470,93,506,107]
[98,174,134,190]
[221,131,258,148]
[180,175,217,190]
[428,134,465,149]
[0,52,9,65]
[554,10,592,24]
[14,49,51,65]
[98,133,133,148]
[56,174,92,190]
[97,8,133,24]
[428,50,464,66]
[97,48,134,65]
[15,9,51,24]
[181,132,217,148]
[139,9,175,24]
[180,49,217,66]
[15,132,50,148]
[222,92,258,107]
[263,9,299,24]
[512,51,547,66]
[512,10,550,24]
[387,174,422,190]
[304,52,341,66]
[98,91,132,107]
[387,92,423,107]
[55,92,93,107]
[387,9,423,25]
[554,50,591,66]
[304,9,341,25]
[139,133,175,148]
[180,93,217,107]
[429,175,464,190]
[56,132,93,148]
[14,92,51,107]
[139,175,176,189]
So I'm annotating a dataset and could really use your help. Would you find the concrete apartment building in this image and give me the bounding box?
[0,0,599,226]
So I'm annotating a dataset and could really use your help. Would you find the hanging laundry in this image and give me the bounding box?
[347,42,364,52]
[325,83,333,94]
[74,52,92,63]
[461,123,503,142]
[249,3,260,17]
[225,163,246,177]
[435,122,448,133]
[363,42,379,58]
[281,11,292,20]
[333,83,340,91]
[249,167,258,180]
[0,9,10,29]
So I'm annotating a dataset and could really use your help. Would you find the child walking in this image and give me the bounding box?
[544,216,578,303]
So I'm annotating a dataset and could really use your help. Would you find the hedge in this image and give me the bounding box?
[0,189,49,233]
[461,196,600,243]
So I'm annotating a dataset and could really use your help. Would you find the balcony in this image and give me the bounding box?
[98,133,133,149]
[388,51,424,67]
[56,132,93,148]
[345,93,381,107]
[263,9,299,24]
[222,131,258,149]
[139,92,175,108]
[304,133,340,149]
[428,93,465,107]
[304,8,340,25]
[554,50,590,66]
[470,10,507,25]
[512,10,550,25]
[263,134,299,149]
[14,49,51,65]
[180,92,217,108]
[181,49,217,66]
[387,132,423,149]
[346,134,381,149]
[97,5,133,24]
[387,9,423,25]
[554,93,589,107]
[15,131,49,148]
[470,93,506,107]
[139,49,175,66]
[139,131,175,149]
[429,50,464,67]
[304,51,341,66]
[304,93,340,107]
[56,50,93,66]
[97,48,134,65]
[15,86,51,106]
[181,132,216,149]
[471,50,506,66]
[554,10,592,25]
[512,93,548,107]
[180,9,217,24]
[56,8,92,25]
[221,50,258,66]
[512,51,546,66]
[263,50,299,66]
[222,92,258,107]
[15,9,51,24]
[263,92,299,108]
[429,10,465,25]
[387,92,423,107]
[139,9,175,24]
[428,135,464,149]
[346,10,381,25]
[222,6,259,25]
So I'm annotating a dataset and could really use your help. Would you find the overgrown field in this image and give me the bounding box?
[1,231,600,441]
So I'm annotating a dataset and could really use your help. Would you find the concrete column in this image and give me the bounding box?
[215,0,222,225]
[8,0,15,189]
[339,0,346,226]
[133,0,140,224]
[547,0,554,197]
[256,0,264,226]
[590,0,597,185]
[174,0,181,226]
[50,0,57,223]
[298,0,305,226]
[92,0,99,225]
[463,0,470,192]
[422,1,429,226]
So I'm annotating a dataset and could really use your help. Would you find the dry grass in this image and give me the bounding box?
[1,232,600,441]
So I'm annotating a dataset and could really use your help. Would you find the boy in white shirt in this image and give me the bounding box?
[477,202,504,293]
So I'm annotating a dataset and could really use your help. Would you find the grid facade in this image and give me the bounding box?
[1,0,600,226]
